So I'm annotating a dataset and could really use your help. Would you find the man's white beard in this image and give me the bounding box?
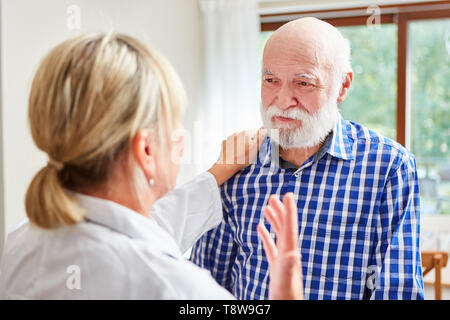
[261,98,338,149]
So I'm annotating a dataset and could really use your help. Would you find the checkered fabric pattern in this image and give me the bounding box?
[191,112,424,300]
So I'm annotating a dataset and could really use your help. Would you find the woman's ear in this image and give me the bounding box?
[131,129,156,181]
[337,72,353,103]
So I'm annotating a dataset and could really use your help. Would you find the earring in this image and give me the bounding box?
[149,178,155,188]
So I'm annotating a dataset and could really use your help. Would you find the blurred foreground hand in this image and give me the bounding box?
[258,192,304,300]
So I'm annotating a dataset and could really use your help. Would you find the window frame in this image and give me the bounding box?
[260,0,450,147]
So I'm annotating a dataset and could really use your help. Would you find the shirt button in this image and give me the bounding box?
[294,172,300,178]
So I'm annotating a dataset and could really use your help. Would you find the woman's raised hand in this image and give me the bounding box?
[257,192,304,300]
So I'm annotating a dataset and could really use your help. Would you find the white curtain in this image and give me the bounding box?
[196,0,261,171]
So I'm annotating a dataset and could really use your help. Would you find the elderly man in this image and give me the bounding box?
[191,17,424,300]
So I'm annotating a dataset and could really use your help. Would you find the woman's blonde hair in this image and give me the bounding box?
[25,32,186,229]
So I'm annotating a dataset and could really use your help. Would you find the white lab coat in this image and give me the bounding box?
[0,172,235,299]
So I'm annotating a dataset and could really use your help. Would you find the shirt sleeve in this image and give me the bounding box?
[149,172,223,254]
[369,153,424,300]
[189,186,238,295]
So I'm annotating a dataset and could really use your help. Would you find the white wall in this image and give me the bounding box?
[0,0,204,250]
[0,1,4,255]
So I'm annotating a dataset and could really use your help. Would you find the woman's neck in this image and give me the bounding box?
[74,171,155,218]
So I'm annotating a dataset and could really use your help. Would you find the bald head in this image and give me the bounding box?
[263,17,352,85]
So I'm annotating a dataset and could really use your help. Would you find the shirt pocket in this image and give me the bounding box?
[305,220,371,282]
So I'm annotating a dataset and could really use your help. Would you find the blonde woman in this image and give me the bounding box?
[0,33,303,299]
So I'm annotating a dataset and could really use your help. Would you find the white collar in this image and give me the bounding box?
[72,192,182,257]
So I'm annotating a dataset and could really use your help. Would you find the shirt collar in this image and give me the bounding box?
[71,192,181,255]
[326,111,355,161]
[258,110,355,168]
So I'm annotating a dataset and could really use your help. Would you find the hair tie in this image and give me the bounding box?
[47,158,64,171]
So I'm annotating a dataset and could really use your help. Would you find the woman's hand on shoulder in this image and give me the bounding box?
[207,127,267,187]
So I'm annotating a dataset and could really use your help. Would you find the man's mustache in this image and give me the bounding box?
[264,105,311,121]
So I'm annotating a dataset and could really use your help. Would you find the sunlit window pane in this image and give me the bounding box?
[337,24,397,140]
[410,19,450,216]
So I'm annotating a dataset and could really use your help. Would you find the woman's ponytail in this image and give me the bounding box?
[25,165,85,229]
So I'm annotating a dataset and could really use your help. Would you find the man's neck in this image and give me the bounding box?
[279,143,323,168]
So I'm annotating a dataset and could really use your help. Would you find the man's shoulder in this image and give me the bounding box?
[219,161,268,203]
[344,118,416,165]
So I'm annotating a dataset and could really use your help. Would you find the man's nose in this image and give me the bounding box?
[276,83,298,110]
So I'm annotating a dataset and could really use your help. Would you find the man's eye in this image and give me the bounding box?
[299,81,308,86]
[265,78,274,83]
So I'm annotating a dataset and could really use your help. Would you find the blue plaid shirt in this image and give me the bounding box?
[191,112,424,300]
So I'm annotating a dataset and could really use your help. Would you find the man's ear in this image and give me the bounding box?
[337,72,353,103]
[131,129,156,181]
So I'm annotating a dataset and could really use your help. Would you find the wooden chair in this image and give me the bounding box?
[422,251,449,300]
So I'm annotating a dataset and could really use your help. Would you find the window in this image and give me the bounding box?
[410,19,450,216]
[338,24,397,140]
